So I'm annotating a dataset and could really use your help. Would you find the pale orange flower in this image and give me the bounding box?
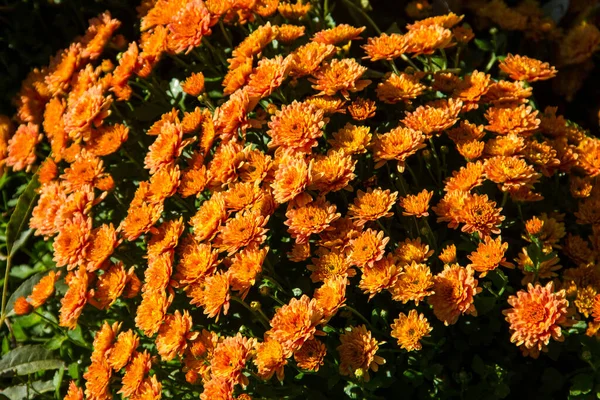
[308,247,356,283]
[63,84,112,141]
[402,98,462,138]
[372,126,426,171]
[285,197,340,243]
[107,330,139,371]
[337,325,385,382]
[59,267,89,329]
[484,156,540,192]
[394,237,434,265]
[267,100,324,152]
[467,236,514,277]
[362,33,408,61]
[483,80,532,105]
[156,310,196,361]
[348,229,389,268]
[485,105,540,136]
[267,295,323,352]
[348,188,397,226]
[429,264,481,325]
[190,192,227,242]
[328,123,371,155]
[215,210,269,255]
[399,189,433,218]
[376,72,426,104]
[253,339,288,381]
[390,310,432,351]
[119,351,152,398]
[314,275,347,320]
[210,333,256,387]
[312,24,365,45]
[390,262,434,304]
[359,253,400,300]
[309,149,356,194]
[144,121,187,174]
[290,42,336,77]
[246,55,292,99]
[499,54,557,82]
[6,123,42,172]
[310,59,371,98]
[167,0,211,54]
[458,193,505,238]
[503,282,569,358]
[405,25,453,56]
[293,338,326,371]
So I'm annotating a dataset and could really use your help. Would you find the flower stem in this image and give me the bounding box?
[231,296,270,329]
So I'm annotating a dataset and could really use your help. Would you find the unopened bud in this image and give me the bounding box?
[440,145,449,154]
[259,286,271,296]
[582,350,592,361]
[422,149,432,160]
[250,301,261,311]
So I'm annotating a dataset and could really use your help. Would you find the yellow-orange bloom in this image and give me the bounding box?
[347,97,376,121]
[278,0,311,19]
[312,24,365,45]
[135,291,172,336]
[407,12,463,30]
[390,310,432,351]
[267,295,323,352]
[59,267,89,329]
[276,24,306,43]
[190,271,231,321]
[308,247,356,283]
[399,189,433,218]
[227,244,267,299]
[328,123,371,155]
[314,275,347,320]
[372,126,426,171]
[245,55,292,99]
[190,193,227,242]
[484,156,540,192]
[309,59,371,98]
[210,333,256,387]
[390,262,434,304]
[405,25,453,56]
[467,236,513,277]
[309,149,356,194]
[485,105,540,136]
[376,72,426,104]
[176,239,218,285]
[215,210,269,255]
[348,187,397,226]
[120,201,164,242]
[253,338,288,381]
[119,351,152,398]
[285,197,340,243]
[428,264,480,325]
[267,100,324,152]
[271,152,311,204]
[293,338,326,371]
[359,253,400,300]
[28,271,59,308]
[156,310,196,361]
[503,282,569,358]
[439,244,457,264]
[181,72,205,97]
[290,42,336,77]
[348,229,389,269]
[402,98,462,138]
[13,296,32,315]
[107,329,138,371]
[337,325,385,382]
[499,54,557,82]
[394,237,434,265]
[452,70,490,110]
[458,193,505,238]
[362,33,408,61]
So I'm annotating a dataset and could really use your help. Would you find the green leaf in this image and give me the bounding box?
[0,345,64,376]
[45,336,67,351]
[471,355,486,376]
[541,368,565,394]
[494,383,511,398]
[6,174,39,257]
[474,38,493,52]
[5,272,45,317]
[570,374,594,396]
[0,380,54,400]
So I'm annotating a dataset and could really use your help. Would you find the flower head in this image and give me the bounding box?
[285,197,340,243]
[310,59,371,98]
[253,339,288,381]
[156,310,196,361]
[399,189,433,218]
[267,101,324,152]
[390,310,432,351]
[211,333,256,387]
[6,123,41,171]
[362,33,407,61]
[467,236,513,276]
[372,126,426,171]
[337,325,385,382]
[376,72,426,104]
[294,338,326,371]
[402,98,462,137]
[428,264,481,325]
[268,295,323,352]
[485,105,540,136]
[348,229,389,268]
[499,54,557,82]
[390,262,434,304]
[348,188,397,226]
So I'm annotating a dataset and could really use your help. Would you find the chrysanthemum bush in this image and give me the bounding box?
[2,0,600,399]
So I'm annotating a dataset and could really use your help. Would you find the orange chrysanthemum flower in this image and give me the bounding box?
[558,22,600,66]
[119,351,152,398]
[372,126,426,171]
[304,95,347,115]
[499,54,557,82]
[120,201,164,242]
[308,247,356,283]
[278,0,311,19]
[293,338,326,371]
[190,193,227,242]
[376,72,426,104]
[59,267,89,329]
[405,25,453,56]
[267,295,323,352]
[458,193,505,238]
[452,70,490,110]
[54,214,92,269]
[394,237,434,265]
[210,333,256,387]
[63,84,112,141]
[309,149,356,194]
[181,72,205,97]
[290,42,336,77]
[444,162,485,193]
[446,120,485,143]
[167,0,211,54]
[407,12,463,30]
[156,310,196,361]
[503,282,569,358]
[348,187,397,226]
[176,238,218,285]
[253,339,288,381]
[6,123,42,172]
[276,24,306,43]
[359,253,400,300]
[135,291,172,336]
[467,236,514,277]
[484,134,525,157]
[439,244,457,264]
[429,264,481,325]
[484,156,540,192]
[246,55,292,99]
[84,358,112,400]
[337,325,385,382]
[86,123,129,156]
[86,223,118,271]
[93,262,127,309]
[390,310,432,351]
[267,100,324,152]
[312,24,365,45]
[144,122,188,174]
[191,271,230,320]
[288,241,311,262]
[28,270,59,308]
[485,105,540,136]
[285,197,340,243]
[362,33,408,61]
[107,330,138,371]
[13,296,32,315]
[65,381,84,400]
[271,152,311,204]
[227,244,267,299]
[399,189,433,218]
[483,80,532,105]
[348,229,389,269]
[309,59,371,98]
[390,262,434,304]
[215,210,269,255]
[402,98,462,138]
[348,97,376,121]
[314,275,347,320]
[328,123,371,155]
[592,295,600,322]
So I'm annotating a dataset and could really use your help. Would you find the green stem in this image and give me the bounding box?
[500,191,509,208]
[400,54,421,71]
[376,220,391,238]
[423,218,438,253]
[219,21,233,48]
[231,296,269,329]
[388,60,400,75]
[341,0,381,34]
[0,255,12,327]
[428,138,443,185]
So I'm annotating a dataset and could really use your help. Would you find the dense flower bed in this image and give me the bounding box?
[1,0,600,399]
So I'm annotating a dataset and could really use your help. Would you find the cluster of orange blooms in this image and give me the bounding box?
[3,0,600,399]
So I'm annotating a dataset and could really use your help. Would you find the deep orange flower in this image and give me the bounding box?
[407,12,463,29]
[147,108,179,136]
[484,133,525,157]
[94,262,127,309]
[54,214,92,269]
[484,156,540,192]
[444,162,485,194]
[46,44,80,95]
[376,72,426,104]
[314,275,347,321]
[267,100,324,151]
[167,0,211,54]
[86,123,129,156]
[337,325,385,382]
[390,310,432,351]
[59,267,89,329]
[456,139,484,161]
[267,295,323,352]
[372,126,426,171]
[483,80,532,105]
[132,375,162,400]
[348,188,397,226]
[271,152,311,204]
[288,241,311,262]
[191,271,231,320]
[485,105,540,136]
[135,291,172,336]
[290,42,336,77]
[120,201,164,242]
[399,189,433,218]
[119,351,152,398]
[240,147,272,184]
[293,338,326,371]
[111,42,138,101]
[278,0,311,19]
[304,95,347,115]
[181,107,205,134]
[143,252,173,294]
[210,333,256,387]
[86,223,118,272]
[13,296,32,315]
[84,359,112,400]
[61,150,110,194]
[439,244,457,264]
[246,55,292,99]
[80,11,121,59]
[63,84,112,141]
[215,210,269,255]
[467,236,514,276]
[432,71,461,92]
[156,310,196,361]
[147,218,184,259]
[227,244,268,299]
[181,72,205,97]
[458,193,505,238]
[285,197,340,243]
[309,149,357,194]
[28,270,59,308]
[310,58,371,98]
[394,237,434,265]
[402,98,462,138]
[308,247,356,283]
[592,295,600,322]
[328,123,371,155]
[312,24,365,45]
[65,381,84,400]
[359,253,400,300]
[276,24,306,43]
[452,70,490,110]
[207,141,245,187]
[503,282,569,358]
[253,338,288,381]
[190,192,227,242]
[362,33,408,61]
[446,120,485,143]
[107,329,139,371]
[144,121,187,174]
[405,25,453,56]
[347,97,376,121]
[390,262,434,304]
[176,238,218,285]
[199,377,234,400]
[499,54,557,82]
[429,264,480,325]
[348,229,389,268]
[6,123,41,172]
